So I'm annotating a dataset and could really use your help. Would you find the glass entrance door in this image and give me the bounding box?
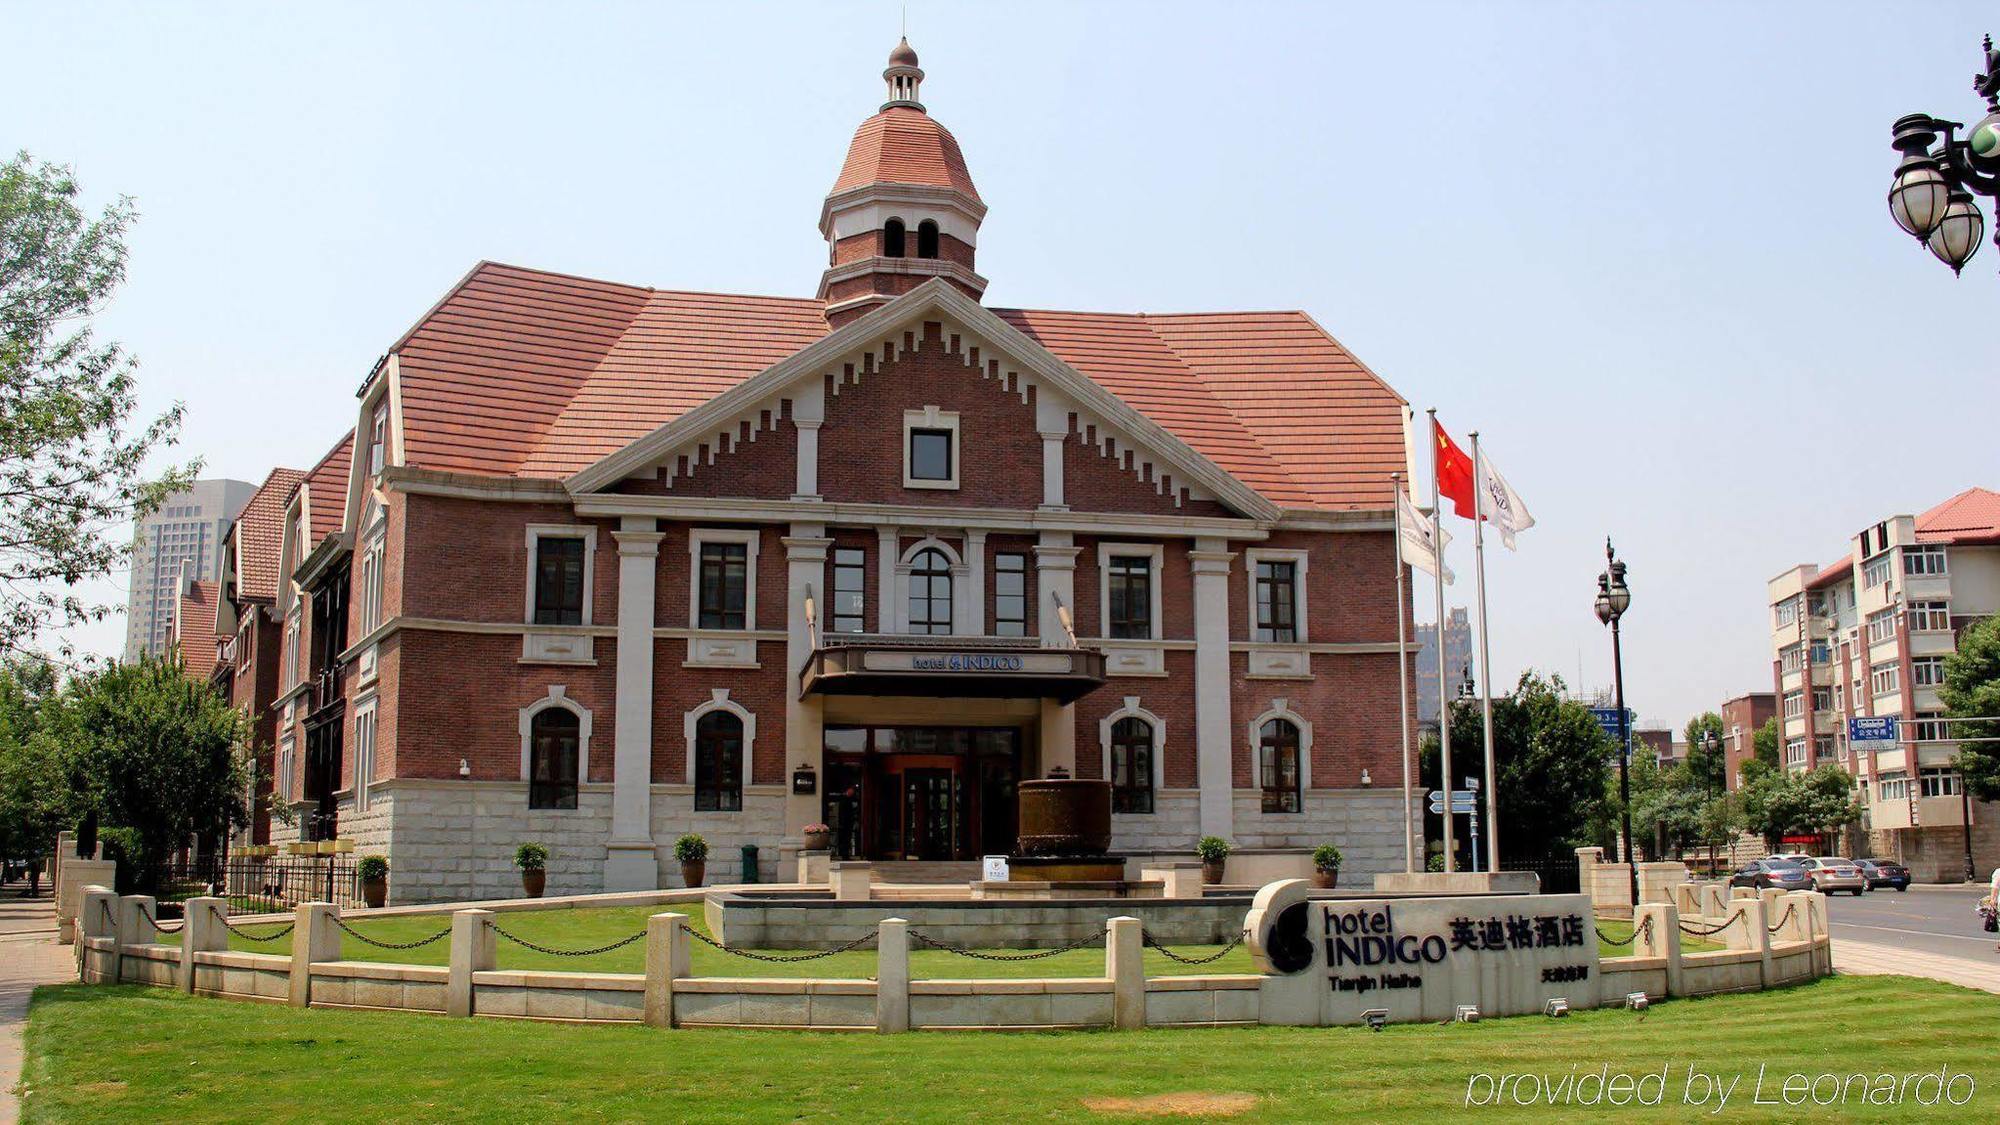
[901,768,959,860]
[822,726,1023,861]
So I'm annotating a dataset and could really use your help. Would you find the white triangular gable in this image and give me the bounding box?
[565,279,1278,519]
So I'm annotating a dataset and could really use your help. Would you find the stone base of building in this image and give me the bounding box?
[1372,871,1540,895]
[1868,803,2000,883]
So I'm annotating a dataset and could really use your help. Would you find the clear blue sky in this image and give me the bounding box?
[10,1,1997,729]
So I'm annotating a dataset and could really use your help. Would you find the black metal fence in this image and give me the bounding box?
[1500,852,1581,895]
[153,852,361,916]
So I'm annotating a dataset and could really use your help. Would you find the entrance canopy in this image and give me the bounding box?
[800,635,1106,703]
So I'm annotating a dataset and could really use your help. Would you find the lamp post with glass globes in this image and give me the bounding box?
[1594,539,1639,906]
[1701,729,1721,877]
[1886,36,2000,275]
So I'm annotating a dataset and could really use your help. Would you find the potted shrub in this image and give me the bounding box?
[1196,836,1231,885]
[514,843,549,898]
[1312,843,1343,890]
[357,855,389,908]
[674,834,709,888]
[802,823,832,852]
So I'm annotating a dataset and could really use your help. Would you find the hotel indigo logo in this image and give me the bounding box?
[910,653,1026,672]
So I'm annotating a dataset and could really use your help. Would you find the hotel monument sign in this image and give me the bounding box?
[1246,880,1599,1026]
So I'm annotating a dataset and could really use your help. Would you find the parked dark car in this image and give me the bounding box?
[1729,859,1815,891]
[1857,858,1911,891]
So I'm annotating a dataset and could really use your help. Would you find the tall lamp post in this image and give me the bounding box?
[1701,730,1721,876]
[1594,539,1639,906]
[1886,36,2000,275]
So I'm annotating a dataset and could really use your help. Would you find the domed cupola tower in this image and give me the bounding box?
[819,38,988,327]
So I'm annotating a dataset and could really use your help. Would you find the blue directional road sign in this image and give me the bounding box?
[1589,707,1633,739]
[1848,716,1899,752]
[1426,789,1476,815]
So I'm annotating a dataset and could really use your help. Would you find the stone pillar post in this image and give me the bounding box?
[57,857,116,944]
[644,911,691,1028]
[1634,901,1680,998]
[829,861,873,901]
[607,517,664,892]
[115,895,155,984]
[1107,916,1144,1029]
[876,917,909,1033]
[1699,882,1728,920]
[447,909,495,1017]
[1189,539,1236,838]
[78,887,118,983]
[783,526,832,877]
[180,897,228,994]
[1034,533,1080,778]
[289,901,342,1008]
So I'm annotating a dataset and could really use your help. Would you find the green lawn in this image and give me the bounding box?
[162,905,1705,978]
[22,976,1995,1122]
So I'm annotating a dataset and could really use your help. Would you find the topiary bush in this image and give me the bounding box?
[1195,835,1231,863]
[513,842,549,870]
[673,834,709,863]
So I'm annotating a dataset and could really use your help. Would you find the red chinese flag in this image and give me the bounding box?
[1434,421,1477,519]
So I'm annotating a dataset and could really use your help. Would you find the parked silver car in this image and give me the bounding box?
[1798,856,1867,895]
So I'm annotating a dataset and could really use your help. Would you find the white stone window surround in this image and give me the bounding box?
[686,528,763,668]
[1242,547,1312,679]
[276,736,295,805]
[894,535,968,634]
[355,501,388,686]
[683,688,756,804]
[523,523,599,666]
[352,699,378,813]
[902,405,961,490]
[1096,542,1167,677]
[1247,698,1314,793]
[518,685,593,790]
[1098,695,1166,807]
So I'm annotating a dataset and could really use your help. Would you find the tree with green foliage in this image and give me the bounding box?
[1751,717,1781,772]
[1939,614,2000,801]
[1421,671,1612,865]
[1682,711,1727,794]
[1,152,193,658]
[36,654,254,892]
[0,657,73,885]
[1737,763,1860,851]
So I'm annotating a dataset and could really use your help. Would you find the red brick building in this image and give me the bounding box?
[242,42,1421,901]
[1719,692,1777,790]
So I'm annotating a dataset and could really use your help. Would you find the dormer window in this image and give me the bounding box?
[883,218,906,258]
[368,402,388,476]
[916,219,939,259]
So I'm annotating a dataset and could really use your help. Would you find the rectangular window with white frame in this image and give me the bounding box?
[1865,608,1897,645]
[1784,739,1806,766]
[1862,553,1892,589]
[358,526,386,635]
[1907,600,1949,633]
[1902,544,1947,576]
[992,552,1029,637]
[1911,656,1946,687]
[526,526,596,626]
[277,737,294,804]
[1246,548,1308,644]
[1779,644,1803,674]
[831,547,867,634]
[1919,767,1961,798]
[902,407,960,490]
[1774,597,1801,628]
[690,529,759,631]
[1870,664,1900,696]
[368,402,388,476]
[1879,771,1909,802]
[1099,545,1162,640]
[352,703,376,812]
[1782,691,1803,719]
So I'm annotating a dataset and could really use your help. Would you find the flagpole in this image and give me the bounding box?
[1471,431,1500,874]
[1428,409,1454,875]
[1392,472,1416,873]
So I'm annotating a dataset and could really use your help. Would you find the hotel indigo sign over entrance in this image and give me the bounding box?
[1245,880,1599,1027]
[860,650,1076,675]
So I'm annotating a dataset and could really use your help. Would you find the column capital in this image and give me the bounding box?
[1188,549,1236,575]
[781,536,834,562]
[1033,545,1082,569]
[613,530,666,557]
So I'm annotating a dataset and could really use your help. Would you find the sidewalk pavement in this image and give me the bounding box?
[1833,935,1999,996]
[0,891,75,1125]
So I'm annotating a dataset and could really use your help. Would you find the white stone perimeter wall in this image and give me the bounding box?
[1227,789,1415,878]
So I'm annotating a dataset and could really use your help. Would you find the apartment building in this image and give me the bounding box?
[1767,487,2000,880]
[1414,607,1473,724]
[124,479,256,660]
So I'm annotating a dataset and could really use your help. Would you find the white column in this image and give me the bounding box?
[1035,532,1081,777]
[1190,538,1236,838]
[876,526,899,633]
[963,529,988,635]
[792,381,825,501]
[607,517,664,892]
[783,526,831,875]
[1035,389,1069,510]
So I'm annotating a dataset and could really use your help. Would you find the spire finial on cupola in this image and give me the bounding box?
[884,37,924,111]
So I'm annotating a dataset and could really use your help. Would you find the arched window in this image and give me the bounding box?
[907,547,953,635]
[529,708,580,810]
[1109,717,1154,814]
[883,218,907,258]
[916,219,940,259]
[1258,718,1302,814]
[694,711,744,811]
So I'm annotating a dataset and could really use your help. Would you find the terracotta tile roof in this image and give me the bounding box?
[391,262,1409,513]
[303,431,354,547]
[1915,486,2000,544]
[233,467,306,602]
[1808,557,1851,588]
[831,107,980,200]
[174,577,219,682]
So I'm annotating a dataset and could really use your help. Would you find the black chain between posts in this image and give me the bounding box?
[223,918,297,942]
[1766,904,1798,935]
[138,904,184,934]
[97,900,118,934]
[1142,928,1247,966]
[492,923,648,958]
[687,927,877,962]
[908,927,1108,961]
[334,916,454,951]
[1595,925,1635,948]
[1679,914,1739,938]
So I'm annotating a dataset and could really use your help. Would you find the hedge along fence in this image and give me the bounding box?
[70,884,1833,1033]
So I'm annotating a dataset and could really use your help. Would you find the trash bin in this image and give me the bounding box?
[739,844,761,885]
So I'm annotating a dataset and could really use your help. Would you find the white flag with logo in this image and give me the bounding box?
[1475,446,1535,550]
[1397,489,1453,584]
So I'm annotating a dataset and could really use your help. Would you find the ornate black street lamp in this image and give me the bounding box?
[1887,36,2000,275]
[1594,539,1639,905]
